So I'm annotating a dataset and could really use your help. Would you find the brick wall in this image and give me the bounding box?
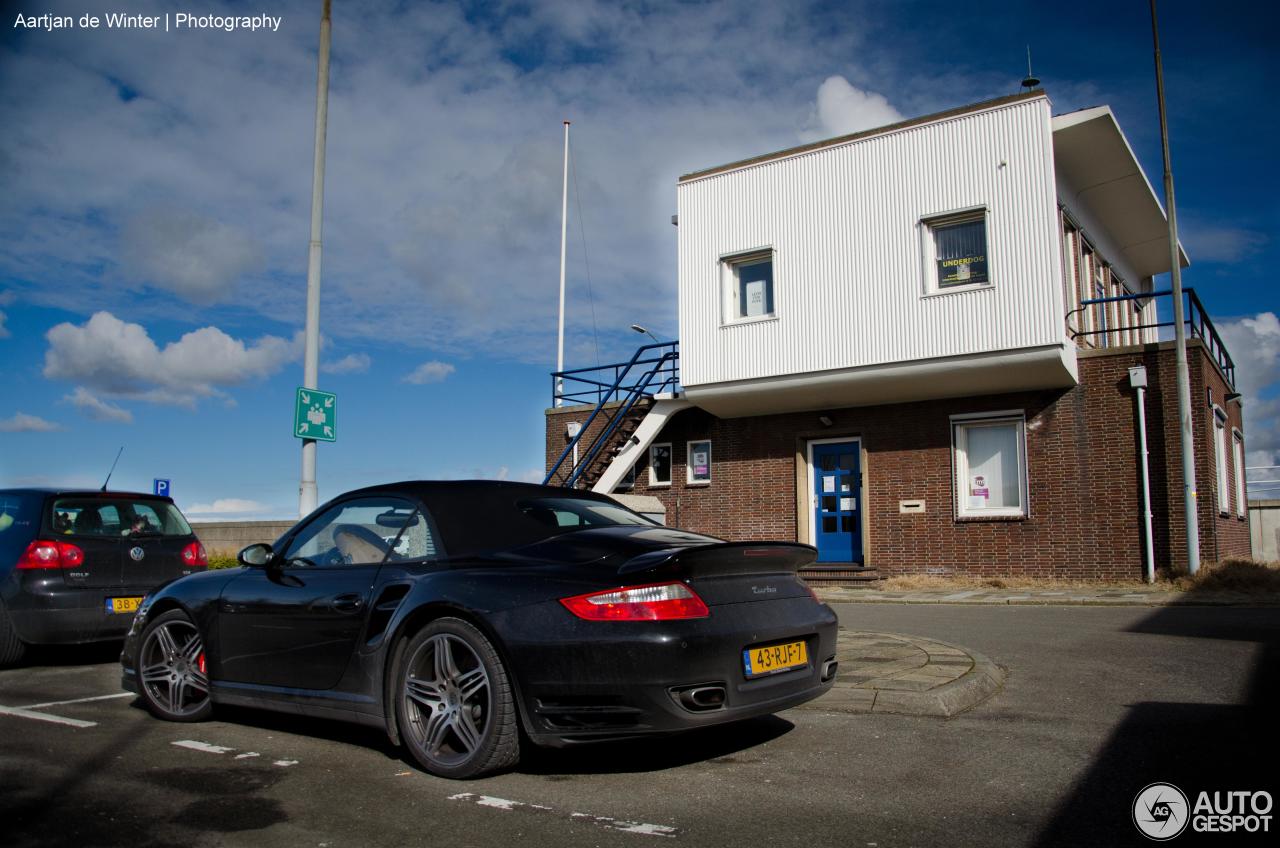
[545,341,1250,580]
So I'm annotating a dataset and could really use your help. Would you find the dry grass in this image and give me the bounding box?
[875,574,1147,592]
[1168,559,1280,593]
[868,560,1280,594]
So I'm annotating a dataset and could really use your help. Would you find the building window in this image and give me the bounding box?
[1214,408,1230,516]
[649,443,672,487]
[1233,431,1246,519]
[924,210,990,291]
[687,440,712,485]
[952,414,1028,518]
[721,249,774,322]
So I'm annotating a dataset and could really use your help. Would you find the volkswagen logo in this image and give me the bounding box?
[129,546,145,562]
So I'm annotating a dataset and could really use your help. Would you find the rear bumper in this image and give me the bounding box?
[495,596,840,747]
[5,576,150,645]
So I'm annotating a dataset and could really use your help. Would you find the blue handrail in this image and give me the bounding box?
[1069,287,1235,389]
[544,342,680,488]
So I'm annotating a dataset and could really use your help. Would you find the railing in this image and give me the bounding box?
[544,342,680,488]
[1068,287,1235,389]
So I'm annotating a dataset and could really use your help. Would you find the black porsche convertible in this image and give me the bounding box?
[120,481,838,778]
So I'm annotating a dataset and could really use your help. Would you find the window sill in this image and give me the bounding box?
[685,481,711,487]
[955,513,1027,522]
[923,283,994,299]
[648,482,672,489]
[720,315,779,329]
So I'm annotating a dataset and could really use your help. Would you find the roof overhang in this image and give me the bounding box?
[1052,106,1189,278]
[683,345,1078,418]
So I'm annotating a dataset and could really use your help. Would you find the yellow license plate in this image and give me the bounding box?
[743,640,808,678]
[106,596,143,614]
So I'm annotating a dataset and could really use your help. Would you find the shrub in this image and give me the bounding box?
[207,553,240,570]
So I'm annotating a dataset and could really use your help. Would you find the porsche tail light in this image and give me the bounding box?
[16,539,85,570]
[560,582,710,621]
[181,541,208,568]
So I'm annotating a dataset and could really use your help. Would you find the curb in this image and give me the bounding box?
[815,591,1280,608]
[800,633,1006,719]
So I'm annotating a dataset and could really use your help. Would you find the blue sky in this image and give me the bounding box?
[1,0,1277,518]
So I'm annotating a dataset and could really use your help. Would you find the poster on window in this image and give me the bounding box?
[968,474,990,510]
[689,441,711,483]
[744,280,766,317]
[935,218,988,286]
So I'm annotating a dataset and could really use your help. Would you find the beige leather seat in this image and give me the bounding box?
[333,524,388,564]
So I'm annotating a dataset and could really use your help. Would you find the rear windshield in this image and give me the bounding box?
[0,493,40,561]
[517,498,654,534]
[49,497,193,539]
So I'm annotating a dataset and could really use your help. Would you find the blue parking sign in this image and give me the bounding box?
[153,479,171,497]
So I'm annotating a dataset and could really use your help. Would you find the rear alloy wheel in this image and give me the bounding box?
[0,601,27,667]
[137,609,212,722]
[395,618,519,779]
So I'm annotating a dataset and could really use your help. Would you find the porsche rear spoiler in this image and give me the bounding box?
[617,541,816,579]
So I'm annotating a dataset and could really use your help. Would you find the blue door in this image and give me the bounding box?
[811,441,862,564]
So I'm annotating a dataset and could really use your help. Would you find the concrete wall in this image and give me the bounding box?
[1250,500,1280,563]
[191,520,294,556]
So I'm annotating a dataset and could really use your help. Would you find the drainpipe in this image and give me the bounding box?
[1130,366,1156,583]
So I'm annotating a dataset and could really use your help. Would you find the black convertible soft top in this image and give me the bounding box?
[320,480,653,559]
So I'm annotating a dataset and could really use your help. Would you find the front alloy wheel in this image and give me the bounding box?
[396,618,519,778]
[137,609,212,722]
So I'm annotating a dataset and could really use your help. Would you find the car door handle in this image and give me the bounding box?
[330,593,365,614]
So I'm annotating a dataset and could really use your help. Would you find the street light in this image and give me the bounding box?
[630,324,660,343]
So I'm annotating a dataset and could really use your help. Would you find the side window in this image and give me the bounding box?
[721,249,775,323]
[923,209,990,293]
[952,414,1028,518]
[283,497,437,566]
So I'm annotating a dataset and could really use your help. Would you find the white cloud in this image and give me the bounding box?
[802,75,903,141]
[43,311,299,406]
[184,498,272,517]
[322,353,372,374]
[403,360,455,384]
[1184,224,1268,264]
[64,386,134,423]
[0,290,11,338]
[0,412,63,432]
[121,207,263,305]
[1219,312,1280,469]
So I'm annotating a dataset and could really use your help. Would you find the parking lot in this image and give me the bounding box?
[3,602,1278,847]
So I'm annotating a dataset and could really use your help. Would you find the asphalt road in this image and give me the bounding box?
[2,603,1277,848]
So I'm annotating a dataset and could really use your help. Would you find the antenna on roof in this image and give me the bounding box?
[101,446,124,492]
[1021,46,1041,90]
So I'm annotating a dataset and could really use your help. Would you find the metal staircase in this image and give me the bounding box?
[544,342,680,490]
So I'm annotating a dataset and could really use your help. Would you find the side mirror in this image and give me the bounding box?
[238,542,275,568]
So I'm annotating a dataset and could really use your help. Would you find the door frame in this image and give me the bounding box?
[804,436,865,559]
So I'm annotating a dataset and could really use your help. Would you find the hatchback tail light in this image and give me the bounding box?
[560,581,710,621]
[17,539,85,570]
[181,541,208,568]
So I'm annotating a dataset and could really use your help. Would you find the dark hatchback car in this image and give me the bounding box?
[0,489,207,665]
[121,481,838,779]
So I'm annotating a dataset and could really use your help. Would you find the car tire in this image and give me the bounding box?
[136,609,212,722]
[395,617,520,779]
[0,601,27,667]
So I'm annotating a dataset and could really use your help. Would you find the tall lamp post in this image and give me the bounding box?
[299,0,332,518]
[1150,0,1199,574]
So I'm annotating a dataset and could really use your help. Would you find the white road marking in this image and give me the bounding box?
[235,752,261,760]
[0,704,96,728]
[172,740,235,754]
[273,760,299,767]
[24,692,133,709]
[449,792,676,838]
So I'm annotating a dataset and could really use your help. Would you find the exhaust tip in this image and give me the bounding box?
[672,684,727,712]
[821,658,839,682]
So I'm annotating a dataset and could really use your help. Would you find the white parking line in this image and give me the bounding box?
[172,740,235,754]
[448,792,678,838]
[0,704,97,728]
[0,691,134,727]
